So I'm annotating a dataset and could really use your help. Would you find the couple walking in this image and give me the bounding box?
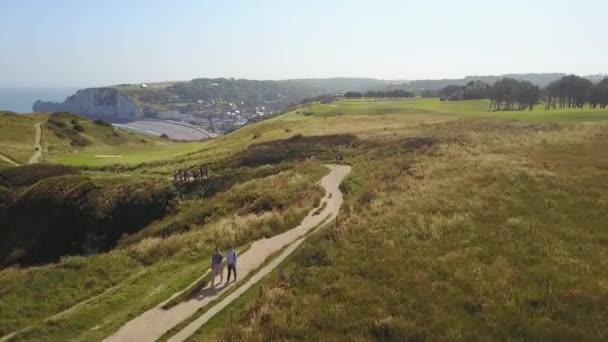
[210,246,237,287]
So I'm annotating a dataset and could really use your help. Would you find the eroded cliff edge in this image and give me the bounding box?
[33,88,143,120]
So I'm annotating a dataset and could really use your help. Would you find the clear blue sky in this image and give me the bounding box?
[1,0,606,87]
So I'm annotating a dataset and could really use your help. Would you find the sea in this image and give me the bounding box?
[0,87,79,113]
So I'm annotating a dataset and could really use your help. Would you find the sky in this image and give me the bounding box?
[0,0,606,87]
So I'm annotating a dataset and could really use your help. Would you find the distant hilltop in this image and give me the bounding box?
[32,74,604,134]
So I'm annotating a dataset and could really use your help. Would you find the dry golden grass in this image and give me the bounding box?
[214,119,608,341]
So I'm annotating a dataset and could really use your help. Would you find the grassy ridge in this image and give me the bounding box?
[2,99,608,341]
[0,162,326,340]
[199,113,608,340]
[0,112,41,163]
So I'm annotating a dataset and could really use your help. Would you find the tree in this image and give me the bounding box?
[489,78,539,111]
[439,81,489,101]
[439,85,465,99]
[344,91,362,98]
[544,75,593,109]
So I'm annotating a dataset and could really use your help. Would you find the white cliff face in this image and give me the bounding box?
[33,88,143,120]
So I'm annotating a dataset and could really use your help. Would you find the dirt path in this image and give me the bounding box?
[104,165,351,342]
[0,124,42,167]
[0,154,20,167]
[28,123,42,164]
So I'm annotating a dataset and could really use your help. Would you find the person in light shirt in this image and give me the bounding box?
[226,247,237,283]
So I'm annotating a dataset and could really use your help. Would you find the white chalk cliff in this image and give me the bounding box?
[33,88,143,120]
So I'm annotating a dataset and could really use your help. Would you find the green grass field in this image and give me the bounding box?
[304,98,608,122]
[1,99,608,341]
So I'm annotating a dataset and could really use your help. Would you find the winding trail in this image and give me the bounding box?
[0,154,20,167]
[104,165,351,342]
[27,123,42,164]
[0,123,42,167]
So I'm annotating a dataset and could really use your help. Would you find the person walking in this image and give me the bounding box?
[226,247,238,283]
[210,247,223,287]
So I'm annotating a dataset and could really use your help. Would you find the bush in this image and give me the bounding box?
[0,164,80,187]
[160,133,169,138]
[93,119,112,127]
[46,119,92,146]
[73,124,85,133]
[48,118,66,128]
[253,132,262,139]
[128,237,181,265]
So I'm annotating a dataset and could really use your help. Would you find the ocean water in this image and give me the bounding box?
[0,87,79,113]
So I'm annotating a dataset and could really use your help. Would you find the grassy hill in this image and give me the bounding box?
[0,112,205,167]
[0,112,43,165]
[1,98,608,341]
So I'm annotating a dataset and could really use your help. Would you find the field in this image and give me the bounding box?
[0,112,43,164]
[1,98,608,341]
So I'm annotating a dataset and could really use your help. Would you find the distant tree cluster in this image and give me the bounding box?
[440,81,490,101]
[93,119,112,127]
[438,74,608,111]
[544,75,608,109]
[488,78,540,111]
[300,94,343,104]
[587,79,608,109]
[344,89,415,98]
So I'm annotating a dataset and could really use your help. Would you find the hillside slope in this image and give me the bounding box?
[0,112,201,166]
[1,98,608,341]
[0,112,44,165]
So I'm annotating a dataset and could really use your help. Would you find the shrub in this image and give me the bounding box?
[253,132,262,139]
[46,119,92,146]
[289,133,304,141]
[93,119,112,127]
[128,237,181,265]
[0,164,80,187]
[59,255,88,269]
[358,190,374,205]
[160,133,169,138]
[48,118,66,128]
[73,124,85,132]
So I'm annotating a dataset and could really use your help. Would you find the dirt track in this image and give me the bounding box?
[104,165,351,342]
[0,123,42,167]
[27,123,42,164]
[0,154,20,167]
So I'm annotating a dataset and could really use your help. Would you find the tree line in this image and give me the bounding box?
[344,89,415,98]
[438,75,608,111]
